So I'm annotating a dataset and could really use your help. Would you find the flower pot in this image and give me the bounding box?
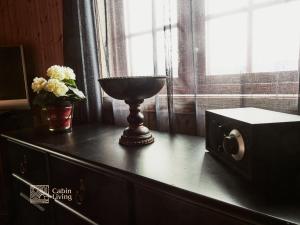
[46,105,73,132]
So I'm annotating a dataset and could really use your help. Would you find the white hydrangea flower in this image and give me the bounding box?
[45,79,69,97]
[47,65,65,81]
[53,83,69,97]
[31,77,47,93]
[63,66,76,80]
[45,78,58,92]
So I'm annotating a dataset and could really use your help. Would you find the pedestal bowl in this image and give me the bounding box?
[99,76,166,146]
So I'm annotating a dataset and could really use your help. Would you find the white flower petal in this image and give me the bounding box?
[31,77,47,93]
[45,78,69,97]
[63,66,76,80]
[47,65,65,80]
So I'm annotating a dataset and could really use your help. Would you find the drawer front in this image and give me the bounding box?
[135,185,250,225]
[12,181,51,225]
[50,155,130,225]
[53,205,92,225]
[0,139,9,225]
[6,141,48,184]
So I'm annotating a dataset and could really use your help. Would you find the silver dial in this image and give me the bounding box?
[223,129,245,161]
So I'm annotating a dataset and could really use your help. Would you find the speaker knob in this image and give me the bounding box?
[222,129,245,161]
[223,135,239,155]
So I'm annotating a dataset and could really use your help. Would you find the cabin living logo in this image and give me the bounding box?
[30,185,72,204]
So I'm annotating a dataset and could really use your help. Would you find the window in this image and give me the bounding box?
[123,0,178,77]
[205,0,300,75]
[97,0,300,81]
[95,0,300,135]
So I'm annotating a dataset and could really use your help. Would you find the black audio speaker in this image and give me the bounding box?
[206,107,300,194]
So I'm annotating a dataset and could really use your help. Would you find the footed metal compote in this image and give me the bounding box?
[99,76,166,146]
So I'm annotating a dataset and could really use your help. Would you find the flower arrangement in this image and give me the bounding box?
[32,65,85,107]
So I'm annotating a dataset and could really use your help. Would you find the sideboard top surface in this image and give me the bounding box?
[1,124,299,224]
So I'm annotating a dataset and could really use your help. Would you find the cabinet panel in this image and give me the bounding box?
[0,139,9,225]
[135,185,250,225]
[50,155,131,225]
[7,142,48,184]
[53,205,92,225]
[12,181,51,225]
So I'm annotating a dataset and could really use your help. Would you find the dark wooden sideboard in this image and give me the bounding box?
[0,140,9,225]
[0,110,33,225]
[1,124,300,225]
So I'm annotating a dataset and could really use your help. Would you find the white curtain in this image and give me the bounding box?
[95,0,300,136]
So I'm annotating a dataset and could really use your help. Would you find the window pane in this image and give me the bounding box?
[124,0,152,35]
[252,1,300,72]
[205,0,248,16]
[156,29,178,77]
[206,13,247,75]
[127,34,154,75]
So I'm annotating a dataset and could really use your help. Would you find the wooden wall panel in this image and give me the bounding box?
[0,0,63,95]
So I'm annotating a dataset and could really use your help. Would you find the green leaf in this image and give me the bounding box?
[69,87,86,99]
[64,79,77,88]
[33,92,48,107]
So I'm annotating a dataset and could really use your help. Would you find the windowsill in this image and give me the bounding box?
[201,70,298,83]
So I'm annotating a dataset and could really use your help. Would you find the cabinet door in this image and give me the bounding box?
[50,155,131,225]
[0,140,9,225]
[53,204,93,225]
[6,141,48,184]
[135,185,250,225]
[12,181,52,225]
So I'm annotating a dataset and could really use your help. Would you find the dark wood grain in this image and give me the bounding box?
[0,139,9,225]
[134,185,250,225]
[50,155,131,225]
[53,205,91,225]
[0,110,34,224]
[2,124,300,225]
[12,181,51,225]
[6,142,48,184]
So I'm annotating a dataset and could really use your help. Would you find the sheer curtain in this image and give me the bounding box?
[94,0,300,136]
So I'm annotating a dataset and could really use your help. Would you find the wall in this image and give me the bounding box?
[0,0,63,94]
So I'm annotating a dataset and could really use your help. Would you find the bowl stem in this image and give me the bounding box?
[119,99,154,146]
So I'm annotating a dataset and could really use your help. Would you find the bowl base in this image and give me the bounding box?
[119,127,154,146]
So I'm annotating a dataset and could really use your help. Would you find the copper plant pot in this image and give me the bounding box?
[46,105,73,132]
